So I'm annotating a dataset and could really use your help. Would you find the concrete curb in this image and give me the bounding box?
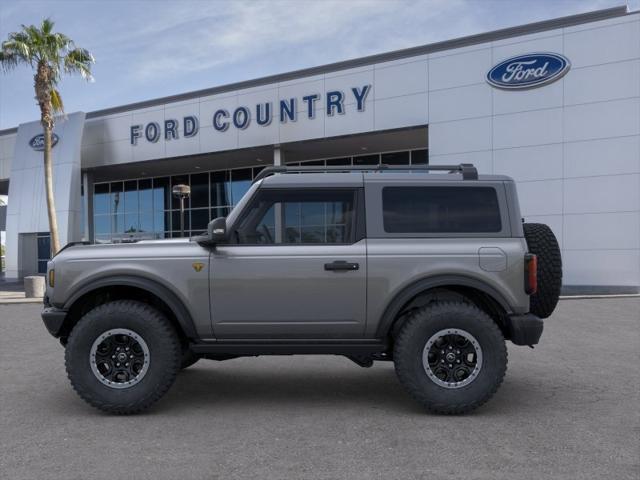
[559,294,640,300]
[0,297,44,304]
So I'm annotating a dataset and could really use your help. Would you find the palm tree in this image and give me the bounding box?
[0,18,93,254]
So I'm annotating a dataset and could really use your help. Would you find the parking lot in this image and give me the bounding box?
[0,297,638,480]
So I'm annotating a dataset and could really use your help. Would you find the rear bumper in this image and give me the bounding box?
[41,307,68,338]
[506,313,543,346]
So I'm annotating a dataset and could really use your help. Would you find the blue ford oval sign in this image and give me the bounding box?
[487,53,570,90]
[29,133,59,151]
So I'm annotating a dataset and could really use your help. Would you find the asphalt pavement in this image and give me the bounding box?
[0,298,638,480]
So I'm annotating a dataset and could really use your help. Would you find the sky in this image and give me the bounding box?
[0,0,636,130]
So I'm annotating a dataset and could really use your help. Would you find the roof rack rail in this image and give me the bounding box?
[252,163,478,183]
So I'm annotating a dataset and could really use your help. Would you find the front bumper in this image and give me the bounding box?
[506,313,543,346]
[41,307,68,338]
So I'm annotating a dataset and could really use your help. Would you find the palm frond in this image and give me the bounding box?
[50,88,64,114]
[2,18,95,120]
[0,50,19,70]
[64,47,94,81]
[41,18,55,35]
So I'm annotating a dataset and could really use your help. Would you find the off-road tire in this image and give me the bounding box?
[523,222,562,319]
[394,302,507,414]
[180,349,200,369]
[65,300,181,414]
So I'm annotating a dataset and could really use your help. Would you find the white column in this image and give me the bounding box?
[273,145,283,166]
[273,145,284,242]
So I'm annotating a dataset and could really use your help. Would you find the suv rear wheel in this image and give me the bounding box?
[65,300,181,414]
[394,302,507,414]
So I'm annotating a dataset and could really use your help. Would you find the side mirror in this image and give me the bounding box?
[208,217,228,243]
[194,217,227,247]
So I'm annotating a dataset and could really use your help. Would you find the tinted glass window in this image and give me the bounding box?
[382,186,501,233]
[235,189,356,245]
[94,183,110,215]
[230,169,252,204]
[381,151,409,165]
[411,149,428,165]
[190,173,209,208]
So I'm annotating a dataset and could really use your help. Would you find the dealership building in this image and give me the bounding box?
[0,6,638,293]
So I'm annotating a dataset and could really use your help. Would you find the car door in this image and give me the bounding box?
[210,186,367,339]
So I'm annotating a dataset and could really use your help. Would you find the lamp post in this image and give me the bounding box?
[172,184,191,237]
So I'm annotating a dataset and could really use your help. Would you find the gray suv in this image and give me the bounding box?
[41,164,562,414]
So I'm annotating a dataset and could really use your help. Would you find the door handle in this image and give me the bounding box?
[324,261,359,271]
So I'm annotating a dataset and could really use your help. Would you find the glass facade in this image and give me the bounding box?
[287,148,428,167]
[36,232,50,273]
[91,148,428,243]
[93,166,265,243]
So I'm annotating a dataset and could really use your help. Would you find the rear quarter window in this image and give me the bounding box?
[382,186,502,233]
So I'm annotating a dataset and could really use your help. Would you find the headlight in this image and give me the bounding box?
[48,269,55,288]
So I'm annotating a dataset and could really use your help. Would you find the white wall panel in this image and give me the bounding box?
[564,174,639,214]
[325,102,374,138]
[516,180,563,216]
[279,78,324,112]
[199,94,238,133]
[429,116,491,155]
[429,83,491,123]
[374,60,427,100]
[493,108,562,149]
[164,102,202,158]
[0,134,16,159]
[564,98,640,143]
[493,143,563,181]
[374,93,428,131]
[564,60,640,106]
[428,48,492,90]
[279,111,325,144]
[103,139,133,165]
[80,143,104,169]
[429,150,492,174]
[0,156,11,179]
[82,119,104,145]
[493,80,563,115]
[238,115,280,149]
[238,87,278,111]
[564,212,639,250]
[564,135,640,178]
[199,125,238,153]
[102,113,134,144]
[492,34,563,63]
[563,249,640,286]
[564,20,640,68]
[324,68,374,107]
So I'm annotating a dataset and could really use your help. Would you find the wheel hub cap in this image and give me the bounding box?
[422,328,483,389]
[90,328,150,389]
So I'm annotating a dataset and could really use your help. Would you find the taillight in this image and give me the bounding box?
[524,254,537,295]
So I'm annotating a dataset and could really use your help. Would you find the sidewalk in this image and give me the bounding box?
[0,281,43,304]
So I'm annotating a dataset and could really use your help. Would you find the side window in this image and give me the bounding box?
[382,186,502,233]
[234,189,357,245]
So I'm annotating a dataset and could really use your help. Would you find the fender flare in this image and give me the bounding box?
[63,275,198,338]
[375,274,513,337]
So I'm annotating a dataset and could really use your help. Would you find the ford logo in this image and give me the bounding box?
[29,133,59,151]
[487,53,570,90]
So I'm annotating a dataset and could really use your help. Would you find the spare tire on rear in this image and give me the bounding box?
[523,223,562,319]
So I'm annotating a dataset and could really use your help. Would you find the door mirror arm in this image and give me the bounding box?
[195,217,228,247]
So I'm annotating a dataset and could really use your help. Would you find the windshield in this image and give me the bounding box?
[224,180,261,227]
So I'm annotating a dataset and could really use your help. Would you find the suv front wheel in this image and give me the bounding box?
[394,301,507,414]
[65,300,182,414]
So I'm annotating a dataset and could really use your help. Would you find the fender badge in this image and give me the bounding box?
[192,262,204,272]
